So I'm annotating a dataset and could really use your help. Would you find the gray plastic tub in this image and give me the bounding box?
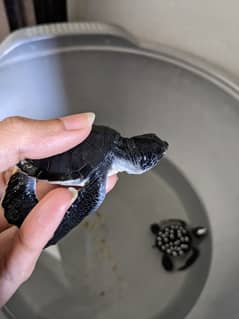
[1,22,239,319]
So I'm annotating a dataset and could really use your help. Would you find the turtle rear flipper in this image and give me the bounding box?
[179,247,199,271]
[46,172,107,247]
[2,171,38,227]
[162,254,174,272]
[192,226,208,238]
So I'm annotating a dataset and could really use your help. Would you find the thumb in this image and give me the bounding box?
[0,113,95,171]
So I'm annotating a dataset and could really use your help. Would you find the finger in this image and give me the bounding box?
[0,180,58,232]
[0,168,13,198]
[8,188,76,283]
[0,207,11,232]
[17,188,76,253]
[36,180,58,200]
[0,113,95,172]
[0,188,76,305]
[106,174,118,193]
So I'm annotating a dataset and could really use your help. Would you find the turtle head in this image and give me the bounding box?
[125,133,168,174]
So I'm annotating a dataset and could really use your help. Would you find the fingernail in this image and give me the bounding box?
[87,112,96,125]
[61,112,95,130]
[68,187,78,204]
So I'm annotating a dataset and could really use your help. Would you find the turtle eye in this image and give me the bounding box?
[140,153,158,170]
[140,155,150,169]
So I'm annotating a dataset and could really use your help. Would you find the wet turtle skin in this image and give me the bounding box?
[151,219,207,271]
[2,125,168,247]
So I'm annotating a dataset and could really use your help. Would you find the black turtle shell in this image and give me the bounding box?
[18,125,121,181]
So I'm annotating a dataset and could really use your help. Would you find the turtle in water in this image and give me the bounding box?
[150,219,207,271]
[2,125,168,247]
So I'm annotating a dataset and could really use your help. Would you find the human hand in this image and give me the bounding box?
[0,114,118,307]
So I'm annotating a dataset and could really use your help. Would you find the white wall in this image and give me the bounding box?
[68,0,239,78]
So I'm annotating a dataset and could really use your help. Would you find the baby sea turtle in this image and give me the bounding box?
[2,125,168,247]
[151,219,207,271]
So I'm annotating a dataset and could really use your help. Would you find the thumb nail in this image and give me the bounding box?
[68,187,78,204]
[61,112,95,130]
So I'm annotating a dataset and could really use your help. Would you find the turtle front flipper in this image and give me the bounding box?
[46,172,107,247]
[2,171,38,227]
[162,254,174,272]
[192,226,208,238]
[150,223,161,235]
[179,247,199,271]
